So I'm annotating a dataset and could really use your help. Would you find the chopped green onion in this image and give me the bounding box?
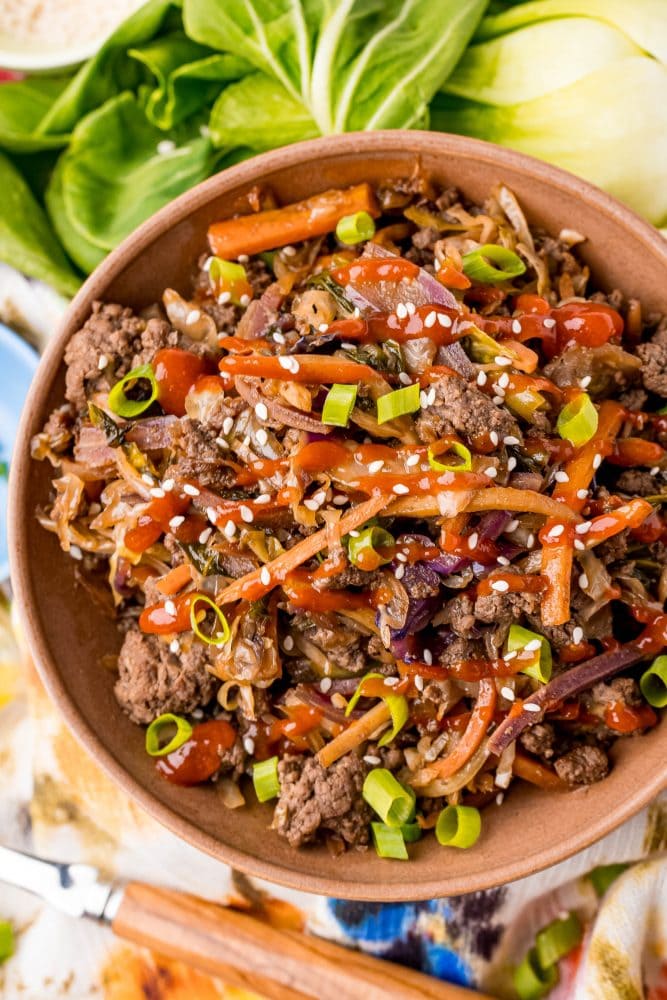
[435,804,482,849]
[535,912,582,969]
[253,756,281,802]
[209,257,248,286]
[377,383,420,424]
[401,820,423,843]
[506,624,552,685]
[462,244,526,285]
[347,525,394,570]
[513,948,559,1000]
[640,654,667,707]
[108,364,158,418]
[0,921,13,964]
[589,863,629,897]
[371,822,408,860]
[378,695,409,748]
[145,713,193,757]
[322,383,358,427]
[557,393,599,446]
[428,441,472,473]
[336,211,376,245]
[190,593,231,646]
[363,768,415,827]
[346,671,384,716]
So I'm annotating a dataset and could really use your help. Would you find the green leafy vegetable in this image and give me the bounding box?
[0,77,71,153]
[209,72,318,151]
[0,153,80,296]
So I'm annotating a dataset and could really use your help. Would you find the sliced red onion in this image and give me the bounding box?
[236,282,285,340]
[234,376,331,435]
[487,645,646,756]
[477,510,512,541]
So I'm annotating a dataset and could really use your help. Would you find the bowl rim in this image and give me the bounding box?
[10,130,667,899]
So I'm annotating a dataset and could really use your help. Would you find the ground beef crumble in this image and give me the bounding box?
[415,374,521,447]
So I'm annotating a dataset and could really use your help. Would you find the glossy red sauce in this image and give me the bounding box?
[281,569,389,612]
[125,491,191,553]
[139,591,196,634]
[436,262,471,290]
[538,521,576,547]
[476,573,548,596]
[154,348,211,416]
[326,305,459,347]
[631,509,667,544]
[632,606,667,656]
[607,438,665,467]
[156,720,236,785]
[476,299,624,360]
[604,701,657,733]
[269,705,324,751]
[442,530,500,565]
[331,257,419,284]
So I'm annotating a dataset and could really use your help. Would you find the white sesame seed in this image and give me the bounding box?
[238,254,249,263]
[592,453,602,470]
[255,401,268,421]
[406,302,416,316]
[97,354,108,370]
[485,467,498,478]
[396,552,408,563]
[579,376,592,389]
[498,373,510,389]
[574,539,585,551]
[199,528,212,544]
[406,453,420,467]
[186,309,201,325]
[142,473,154,486]
[511,319,522,334]
[256,428,268,447]
[215,437,229,450]
[317,322,329,333]
[283,635,294,651]
[504,650,517,661]
[468,532,479,550]
[507,456,517,471]
[363,755,382,766]
[278,355,293,370]
[500,686,515,701]
[543,317,556,329]
[224,520,236,539]
[579,572,589,589]
[218,290,232,304]
[573,626,584,644]
[507,519,519,532]
[490,431,499,447]
[320,677,332,693]
[577,488,589,500]
[348,530,360,538]
[255,493,271,505]
[162,478,174,492]
[69,545,82,560]
[169,639,180,654]
[368,459,385,474]
[424,311,437,328]
[304,498,320,511]
[524,639,542,652]
[183,484,200,496]
[419,390,430,409]
[491,579,510,592]
[575,521,591,534]
[239,294,251,307]
[395,563,405,580]
[399,371,412,385]
[437,312,452,328]
[169,515,185,530]
[504,435,520,446]
[549,523,565,538]
[423,649,433,665]
[554,471,570,483]
[219,417,233,437]
[495,355,512,367]
[283,245,297,257]
[157,139,176,155]
[243,736,255,755]
[204,507,217,524]
[239,505,254,523]
[650,466,660,476]
[476,370,488,387]
[260,566,271,586]
[273,331,286,345]
[396,303,408,319]
[524,703,541,713]
[333,494,347,506]
[495,793,505,806]
[414,674,425,692]
[164,600,177,617]
[150,487,165,499]
[385,676,400,687]
[392,483,410,495]
[497,555,510,566]
[493,396,504,406]
[526,533,535,547]
[353,307,361,318]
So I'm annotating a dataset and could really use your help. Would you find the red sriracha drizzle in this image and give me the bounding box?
[331,257,419,284]
[154,348,212,416]
[156,720,236,785]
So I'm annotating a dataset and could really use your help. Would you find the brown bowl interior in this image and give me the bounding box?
[10,132,667,900]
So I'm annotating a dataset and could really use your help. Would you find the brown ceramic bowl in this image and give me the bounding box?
[10,131,667,900]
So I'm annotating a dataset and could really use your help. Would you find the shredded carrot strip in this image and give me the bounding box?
[219,353,379,385]
[512,751,566,791]
[553,400,625,513]
[214,494,390,607]
[415,679,497,784]
[208,184,380,259]
[155,563,193,596]
[317,701,391,769]
[584,498,653,548]
[464,487,580,521]
[541,532,573,627]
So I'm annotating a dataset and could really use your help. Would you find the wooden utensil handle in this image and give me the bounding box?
[113,882,493,1000]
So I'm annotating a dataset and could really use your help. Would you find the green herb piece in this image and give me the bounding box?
[146,713,193,756]
[178,541,226,576]
[428,441,472,473]
[557,393,599,446]
[400,820,423,843]
[336,211,376,245]
[306,272,355,316]
[362,768,415,827]
[108,364,158,418]
[376,383,420,424]
[462,244,526,284]
[322,383,358,427]
[435,804,482,849]
[347,526,394,570]
[88,402,125,447]
[371,822,408,860]
[506,624,552,684]
[535,912,582,969]
[513,947,559,1000]
[189,593,231,646]
[253,756,280,802]
[640,654,667,707]
[377,695,409,748]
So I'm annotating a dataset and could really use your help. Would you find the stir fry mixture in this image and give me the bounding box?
[33,176,667,858]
